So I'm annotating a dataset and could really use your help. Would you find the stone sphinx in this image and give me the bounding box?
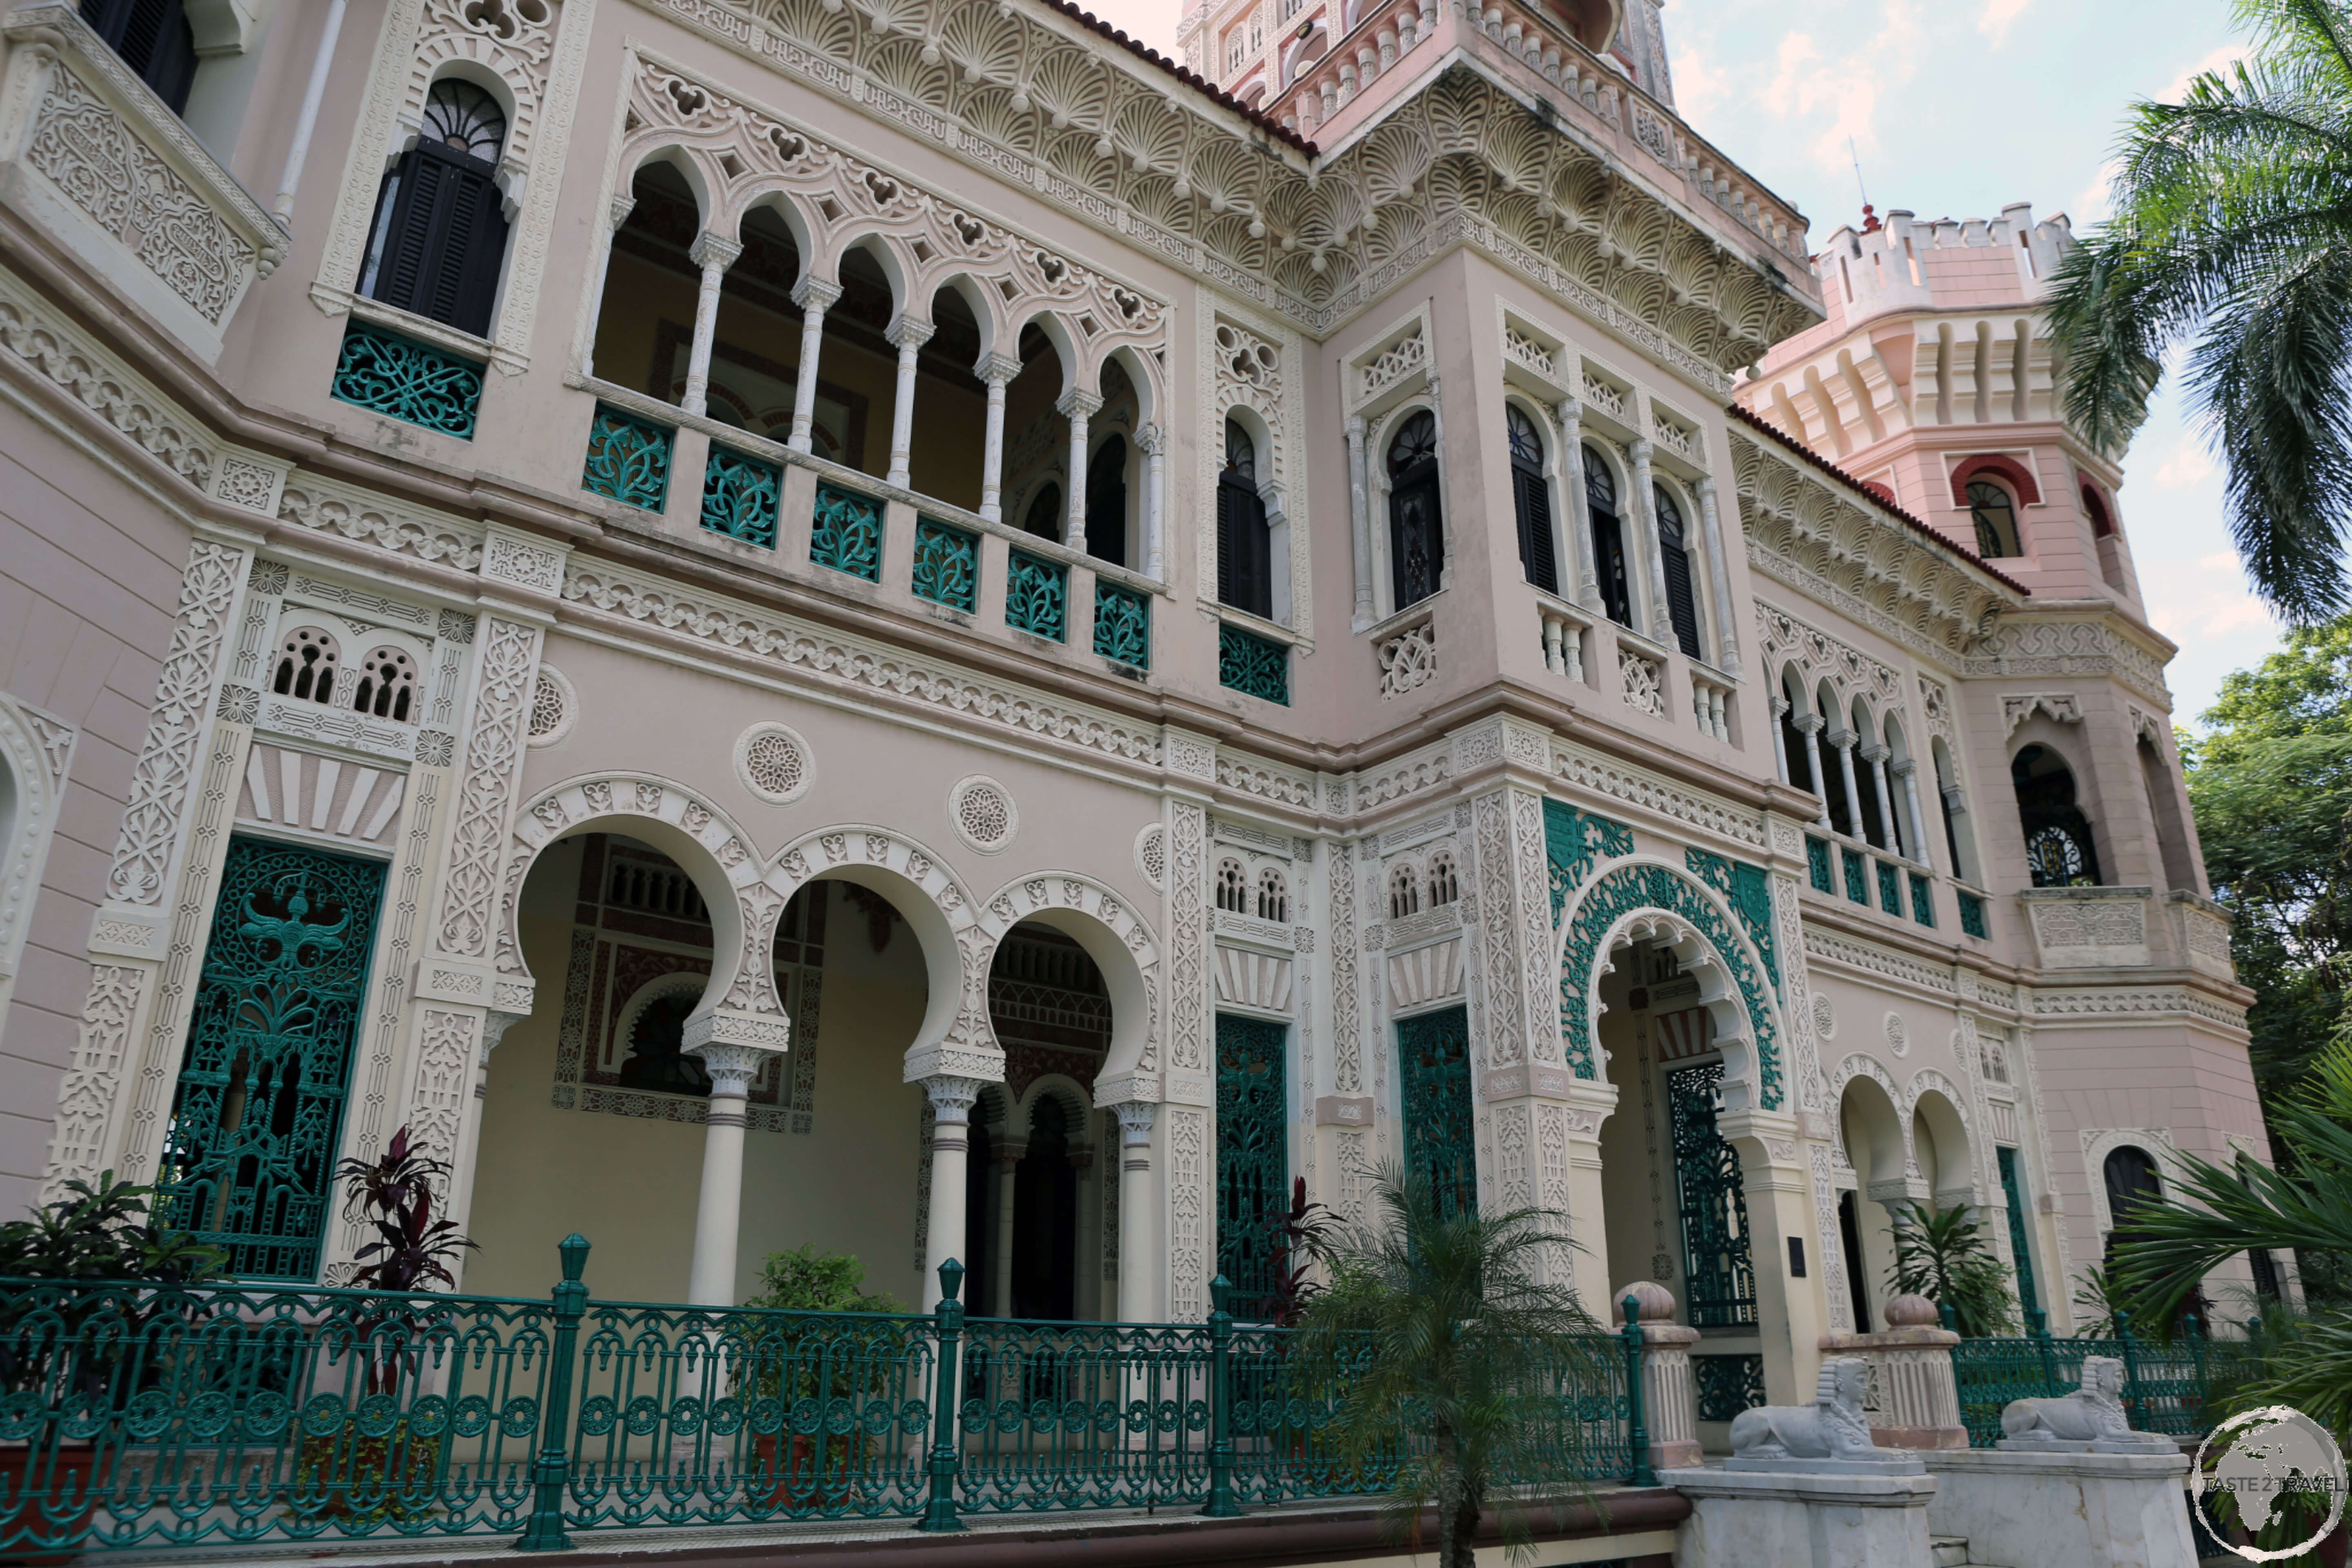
[1998,1356,2178,1454]
[1724,1355,1924,1474]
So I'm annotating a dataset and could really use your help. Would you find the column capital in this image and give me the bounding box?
[1941,785,1970,816]
[1057,388,1103,420]
[687,1041,772,1098]
[991,1141,1028,1170]
[1791,711,1824,736]
[1557,394,1583,430]
[1345,413,1365,439]
[923,1074,987,1121]
[1860,742,1891,766]
[1137,422,1165,456]
[689,232,743,272]
[1769,694,1789,718]
[607,195,637,232]
[792,276,842,313]
[1113,1100,1159,1143]
[1695,474,1717,500]
[1628,437,1655,467]
[978,352,1022,385]
[1826,727,1857,752]
[682,1008,789,1055]
[886,314,935,351]
[1889,756,1919,780]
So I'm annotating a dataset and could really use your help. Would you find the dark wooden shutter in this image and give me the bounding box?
[369,141,510,337]
[1662,544,1702,658]
[82,0,196,113]
[1217,471,1271,618]
[1590,508,1631,626]
[1511,462,1558,595]
[1388,469,1443,610]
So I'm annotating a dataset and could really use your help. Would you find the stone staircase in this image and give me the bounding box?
[1933,1536,1993,1566]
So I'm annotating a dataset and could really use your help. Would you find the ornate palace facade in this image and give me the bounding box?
[0,0,2269,1427]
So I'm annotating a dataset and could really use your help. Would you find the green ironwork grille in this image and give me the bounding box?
[1997,1146,2039,1319]
[1806,837,1833,893]
[1218,624,1289,704]
[1543,799,1635,926]
[157,837,387,1281]
[1950,1325,2235,1447]
[1093,581,1150,668]
[1669,1062,1756,1329]
[329,321,483,437]
[1004,552,1067,641]
[912,519,978,610]
[1684,848,1779,989]
[1876,860,1901,915]
[699,445,780,547]
[1958,891,1988,939]
[1909,873,1935,928]
[1216,1015,1289,1311]
[1396,1006,1476,1221]
[581,404,671,511]
[1840,847,1868,906]
[1693,1354,1766,1422]
[811,484,883,580]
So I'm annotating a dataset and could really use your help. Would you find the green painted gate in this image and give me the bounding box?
[1668,1060,1757,1327]
[1998,1145,2041,1319]
[158,835,388,1280]
[1397,1005,1476,1219]
[1215,1013,1289,1310]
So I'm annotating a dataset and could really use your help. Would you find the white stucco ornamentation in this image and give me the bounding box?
[734,722,811,805]
[950,776,1017,853]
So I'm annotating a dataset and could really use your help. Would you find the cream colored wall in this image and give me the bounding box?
[465,843,935,1307]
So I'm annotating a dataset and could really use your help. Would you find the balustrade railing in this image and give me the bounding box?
[1689,668,1733,742]
[332,321,485,439]
[1537,598,1588,683]
[1805,832,1957,936]
[0,1254,1640,1555]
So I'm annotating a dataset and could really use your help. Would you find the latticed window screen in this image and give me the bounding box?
[1397,1005,1476,1221]
[158,837,388,1281]
[1669,1061,1757,1328]
[1215,1014,1289,1311]
[1997,1146,2040,1319]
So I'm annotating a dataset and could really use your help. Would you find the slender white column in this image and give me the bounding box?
[921,1076,983,1312]
[1695,477,1742,674]
[1768,695,1792,784]
[991,1139,1024,1317]
[270,0,349,225]
[787,278,842,455]
[1345,416,1374,623]
[1114,1102,1159,1323]
[1793,713,1832,829]
[1140,424,1166,579]
[579,197,635,381]
[1895,759,1936,871]
[976,354,1020,523]
[681,234,743,418]
[1558,399,1599,611]
[1629,439,1674,644]
[684,1042,775,1306]
[1864,744,1902,855]
[1059,390,1102,546]
[884,315,935,489]
[1940,785,1973,878]
[1832,730,1866,843]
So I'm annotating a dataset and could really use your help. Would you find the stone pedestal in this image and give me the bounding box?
[1616,1280,1703,1471]
[1924,1448,2194,1568]
[1666,1466,1940,1568]
[1818,1292,1969,1450]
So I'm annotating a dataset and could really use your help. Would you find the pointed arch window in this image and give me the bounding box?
[2101,1144,2162,1265]
[1086,434,1128,568]
[1655,484,1705,659]
[1505,406,1559,595]
[1426,851,1459,908]
[1387,862,1420,919]
[1386,411,1444,611]
[1215,858,1251,914]
[2012,744,2101,887]
[273,628,341,705]
[359,80,513,337]
[83,0,196,114]
[351,648,417,723]
[1217,421,1274,618]
[1967,480,2022,558]
[1584,445,1633,626]
[1256,868,1290,923]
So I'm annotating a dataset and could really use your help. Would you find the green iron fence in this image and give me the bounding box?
[1949,1311,2240,1447]
[0,1242,1644,1554]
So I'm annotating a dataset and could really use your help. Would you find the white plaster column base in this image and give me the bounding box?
[1665,1466,1939,1568]
[1922,1448,2196,1568]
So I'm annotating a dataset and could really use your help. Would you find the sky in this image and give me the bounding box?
[1083,0,2281,725]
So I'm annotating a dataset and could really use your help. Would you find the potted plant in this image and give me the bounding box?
[1241,1178,1341,1465]
[0,1171,224,1563]
[293,1126,475,1524]
[732,1246,901,1510]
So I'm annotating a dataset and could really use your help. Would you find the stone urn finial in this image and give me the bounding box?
[1614,1280,1677,1325]
[1882,1293,1940,1329]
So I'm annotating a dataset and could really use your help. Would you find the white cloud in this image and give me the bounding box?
[1668,39,1730,127]
[2152,439,2216,490]
[2160,42,2249,100]
[1980,0,2031,46]
[1753,4,1924,169]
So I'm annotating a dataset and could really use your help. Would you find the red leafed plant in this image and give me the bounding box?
[1254,1176,1342,1327]
[333,1126,477,1396]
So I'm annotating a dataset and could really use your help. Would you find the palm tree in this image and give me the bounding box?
[2045,0,2352,622]
[1289,1165,1608,1568]
[1885,1200,2017,1337]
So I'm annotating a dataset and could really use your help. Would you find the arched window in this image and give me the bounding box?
[1022,481,1064,543]
[1426,851,1459,908]
[1386,411,1444,611]
[1931,737,1979,883]
[1654,483,1704,659]
[360,80,513,337]
[1085,434,1128,568]
[351,648,417,723]
[1777,673,1815,792]
[1216,858,1251,914]
[83,0,196,114]
[2081,482,2116,538]
[1218,421,1273,617]
[272,628,341,705]
[1967,480,2022,558]
[1256,868,1289,923]
[1388,863,1420,919]
[2012,744,2101,887]
[1584,445,1633,626]
[1505,406,1559,595]
[2102,1145,2162,1263]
